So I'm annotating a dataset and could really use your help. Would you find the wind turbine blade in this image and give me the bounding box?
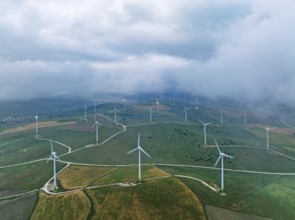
[55,155,60,160]
[126,147,138,155]
[50,140,53,153]
[46,156,52,163]
[92,123,96,127]
[214,139,221,154]
[206,122,213,125]
[223,153,234,159]
[214,156,222,167]
[199,119,205,125]
[139,147,151,158]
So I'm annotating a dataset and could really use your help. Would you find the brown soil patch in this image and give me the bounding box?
[1,121,76,135]
[253,124,295,135]
[138,105,171,111]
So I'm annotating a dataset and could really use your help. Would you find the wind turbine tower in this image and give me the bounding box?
[84,105,88,120]
[199,120,213,146]
[114,105,118,124]
[219,109,224,124]
[156,100,160,114]
[149,106,153,123]
[35,115,38,134]
[94,95,97,116]
[183,106,190,122]
[123,98,126,111]
[127,133,151,182]
[47,140,60,190]
[244,110,247,125]
[213,139,234,192]
[92,120,102,144]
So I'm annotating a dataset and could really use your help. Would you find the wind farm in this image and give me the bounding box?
[1,96,295,220]
[2,0,295,219]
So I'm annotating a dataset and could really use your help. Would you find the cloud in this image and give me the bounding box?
[0,0,295,105]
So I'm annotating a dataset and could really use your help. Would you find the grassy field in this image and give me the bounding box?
[61,122,294,174]
[32,165,206,220]
[86,176,206,220]
[1,100,295,219]
[0,132,68,166]
[58,165,169,189]
[0,192,37,220]
[31,191,90,220]
[205,205,272,220]
[0,161,65,197]
[160,166,295,220]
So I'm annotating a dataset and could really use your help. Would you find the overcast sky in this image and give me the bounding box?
[0,0,295,104]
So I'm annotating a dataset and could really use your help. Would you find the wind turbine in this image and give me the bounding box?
[156,99,160,114]
[194,98,199,110]
[266,127,276,150]
[213,139,234,192]
[183,106,190,122]
[92,120,102,144]
[114,105,118,124]
[149,106,153,123]
[172,95,175,105]
[199,120,213,146]
[219,109,224,124]
[35,115,38,134]
[94,95,97,116]
[123,98,126,111]
[244,110,247,125]
[127,133,151,182]
[47,139,60,191]
[81,105,88,120]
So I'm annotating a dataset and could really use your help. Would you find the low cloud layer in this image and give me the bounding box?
[1,0,295,104]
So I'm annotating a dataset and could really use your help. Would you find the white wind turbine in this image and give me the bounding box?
[219,109,224,124]
[244,110,247,125]
[199,120,213,146]
[92,119,102,144]
[47,139,60,191]
[114,105,118,124]
[183,106,190,122]
[81,105,88,120]
[149,106,153,123]
[194,98,199,110]
[94,95,97,116]
[156,99,160,114]
[127,133,151,182]
[35,115,38,134]
[123,98,126,111]
[266,127,276,150]
[213,139,234,192]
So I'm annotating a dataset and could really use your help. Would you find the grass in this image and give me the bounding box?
[58,165,118,189]
[32,166,206,220]
[31,191,90,220]
[86,177,206,220]
[0,192,37,220]
[58,165,169,189]
[205,205,272,220]
[160,166,295,220]
[0,132,68,166]
[1,101,295,219]
[0,161,65,197]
